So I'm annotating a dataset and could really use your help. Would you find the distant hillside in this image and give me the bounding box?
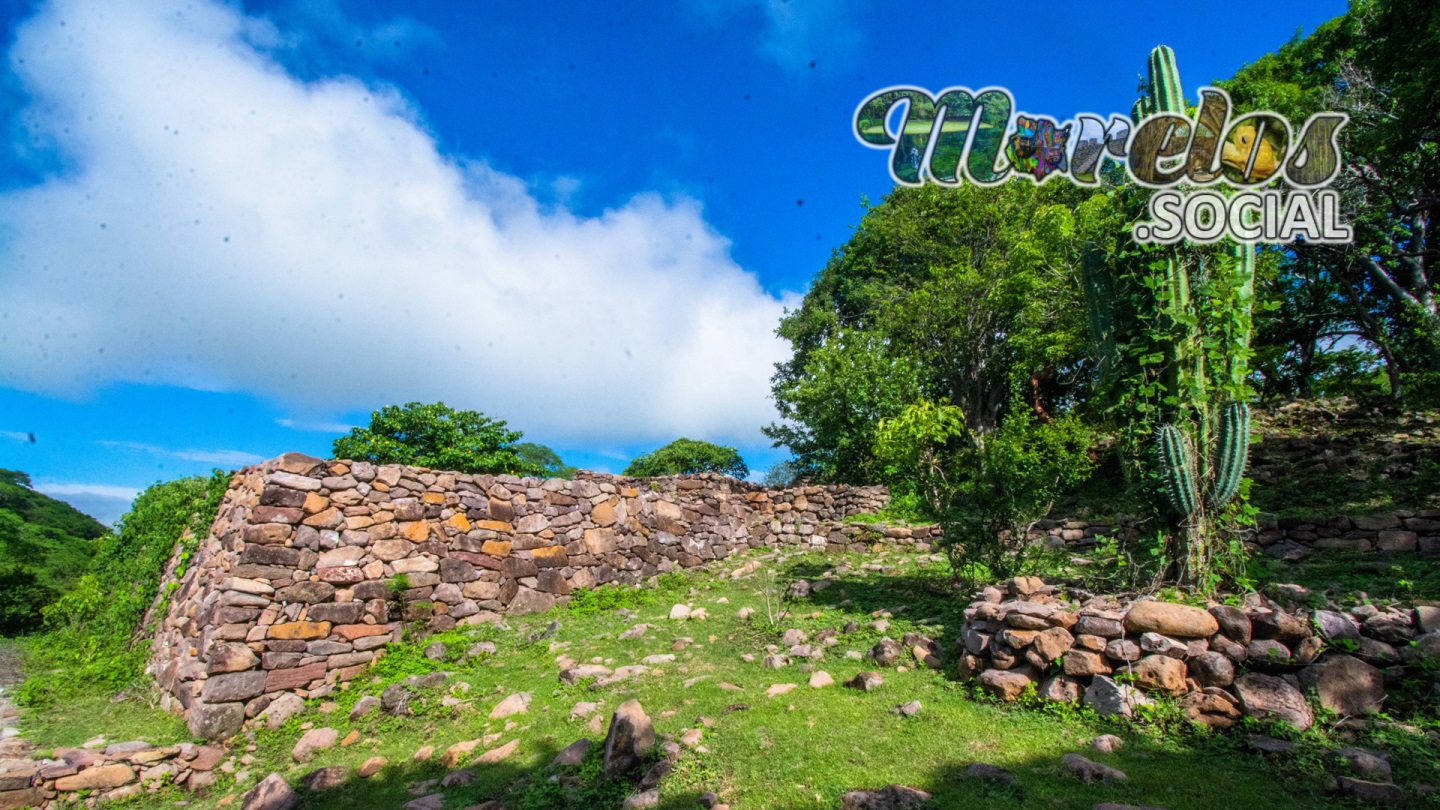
[0,469,110,634]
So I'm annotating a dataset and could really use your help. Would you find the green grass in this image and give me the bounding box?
[22,692,187,750]
[1250,550,1440,605]
[14,549,1440,809]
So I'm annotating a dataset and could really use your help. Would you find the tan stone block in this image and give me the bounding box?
[335,624,391,640]
[583,528,617,555]
[302,492,330,515]
[446,513,471,532]
[591,499,617,526]
[371,539,414,562]
[481,540,512,556]
[463,581,501,600]
[531,546,568,567]
[476,520,514,533]
[54,764,134,791]
[268,621,332,640]
[403,521,432,542]
[422,492,445,504]
[303,507,343,529]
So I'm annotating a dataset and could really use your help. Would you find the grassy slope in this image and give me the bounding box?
[0,470,108,541]
[20,549,1440,810]
[0,469,108,591]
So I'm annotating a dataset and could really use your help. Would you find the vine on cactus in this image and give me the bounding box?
[1084,45,1259,590]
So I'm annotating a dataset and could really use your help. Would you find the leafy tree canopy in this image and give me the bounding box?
[0,469,110,635]
[765,180,1117,484]
[1221,0,1440,401]
[623,438,749,479]
[333,402,539,476]
[512,442,577,479]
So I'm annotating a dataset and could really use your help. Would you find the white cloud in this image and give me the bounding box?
[276,418,353,434]
[0,430,32,443]
[95,441,265,467]
[687,0,863,72]
[0,0,793,449]
[33,482,141,500]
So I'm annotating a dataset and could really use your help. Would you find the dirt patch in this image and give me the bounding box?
[0,642,22,687]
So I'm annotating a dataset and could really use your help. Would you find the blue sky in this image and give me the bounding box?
[0,0,1347,525]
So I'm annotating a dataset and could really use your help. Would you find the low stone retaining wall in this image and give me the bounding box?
[958,576,1440,732]
[1022,511,1440,560]
[148,453,900,740]
[141,450,1440,741]
[0,728,230,808]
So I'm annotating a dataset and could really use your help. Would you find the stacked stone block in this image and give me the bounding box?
[148,453,890,739]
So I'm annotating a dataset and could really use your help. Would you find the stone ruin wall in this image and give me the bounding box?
[1022,510,1440,561]
[146,451,1440,741]
[958,576,1440,736]
[148,453,896,739]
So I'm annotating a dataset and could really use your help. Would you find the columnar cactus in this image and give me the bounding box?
[1131,45,1185,120]
[1086,46,1258,586]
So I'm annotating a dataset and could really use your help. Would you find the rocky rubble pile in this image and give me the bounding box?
[1249,399,1440,496]
[149,453,895,740]
[0,728,234,809]
[960,576,1440,734]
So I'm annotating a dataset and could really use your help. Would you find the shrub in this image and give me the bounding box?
[333,401,540,476]
[0,565,55,635]
[874,398,970,517]
[939,410,1095,587]
[17,471,230,706]
[623,438,748,479]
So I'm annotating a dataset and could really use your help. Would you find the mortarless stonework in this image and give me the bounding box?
[145,453,1440,740]
[147,452,898,739]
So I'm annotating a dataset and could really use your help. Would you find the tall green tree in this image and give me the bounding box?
[333,402,540,476]
[511,442,577,479]
[766,180,1117,483]
[1222,0,1440,400]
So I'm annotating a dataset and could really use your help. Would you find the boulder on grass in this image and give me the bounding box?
[839,784,932,810]
[602,700,655,779]
[241,773,297,810]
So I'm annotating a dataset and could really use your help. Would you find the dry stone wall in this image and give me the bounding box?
[1021,511,1440,560]
[958,576,1440,733]
[148,453,893,739]
[145,450,1438,741]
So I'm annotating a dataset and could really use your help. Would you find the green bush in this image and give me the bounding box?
[18,470,230,706]
[623,438,748,479]
[939,409,1095,586]
[565,572,688,616]
[0,565,55,636]
[333,401,540,476]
